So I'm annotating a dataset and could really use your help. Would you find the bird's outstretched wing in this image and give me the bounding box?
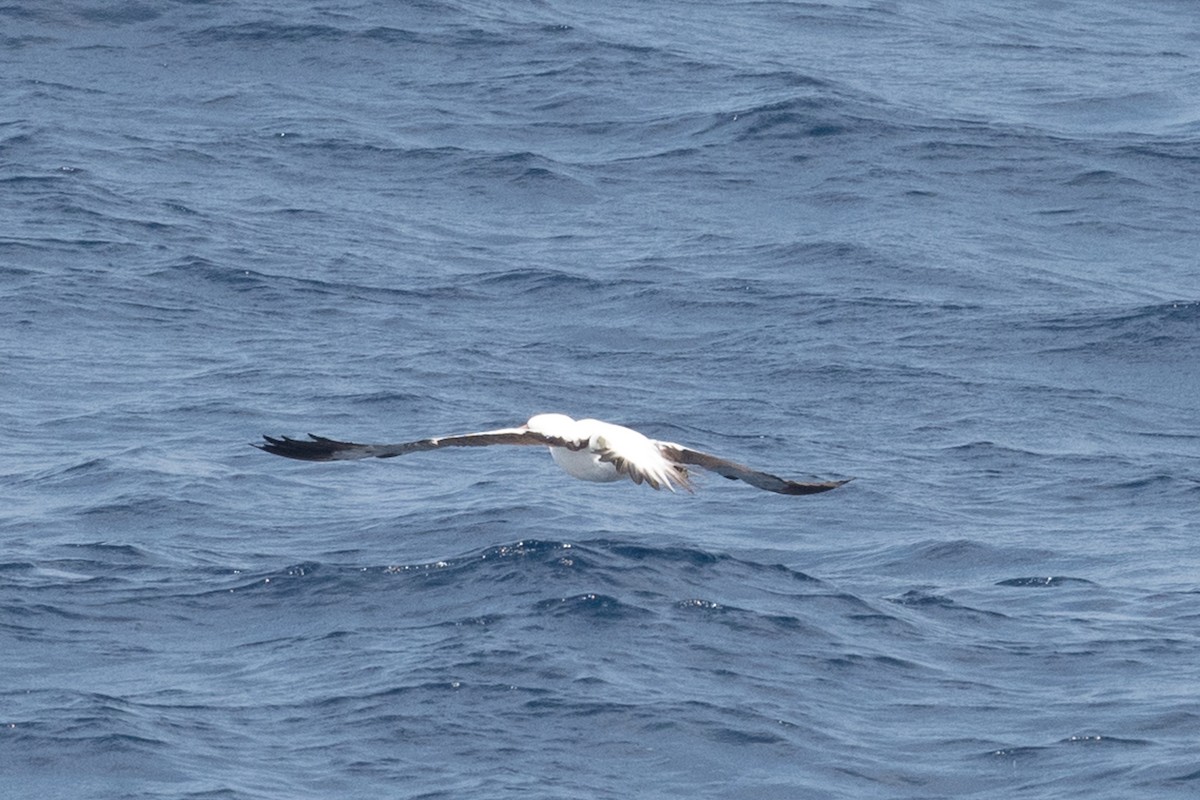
[657,442,850,495]
[256,427,580,462]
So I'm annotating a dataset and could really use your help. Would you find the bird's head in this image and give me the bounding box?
[526,413,579,440]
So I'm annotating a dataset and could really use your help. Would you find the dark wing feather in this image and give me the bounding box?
[596,446,692,491]
[256,427,577,462]
[658,442,850,495]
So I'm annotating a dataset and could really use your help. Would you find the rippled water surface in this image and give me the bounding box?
[3,2,1199,798]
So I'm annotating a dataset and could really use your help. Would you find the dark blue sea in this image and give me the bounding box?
[4,2,1200,797]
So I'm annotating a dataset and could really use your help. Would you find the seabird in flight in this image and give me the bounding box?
[257,413,849,495]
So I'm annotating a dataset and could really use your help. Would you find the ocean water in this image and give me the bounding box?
[3,1,1200,797]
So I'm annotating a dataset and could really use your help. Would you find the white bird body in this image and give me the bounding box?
[258,413,848,496]
[547,440,626,483]
[532,414,683,487]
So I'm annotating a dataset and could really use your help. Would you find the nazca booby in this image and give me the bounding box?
[257,413,849,495]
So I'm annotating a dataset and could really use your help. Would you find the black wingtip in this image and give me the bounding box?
[256,433,347,461]
[780,477,853,496]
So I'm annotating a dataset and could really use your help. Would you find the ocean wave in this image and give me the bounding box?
[995,576,1097,588]
[1031,301,1200,354]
